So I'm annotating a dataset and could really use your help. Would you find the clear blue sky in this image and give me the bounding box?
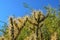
[0,0,59,28]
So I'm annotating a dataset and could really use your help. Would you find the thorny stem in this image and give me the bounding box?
[27,11,49,40]
[10,17,14,40]
[14,18,28,40]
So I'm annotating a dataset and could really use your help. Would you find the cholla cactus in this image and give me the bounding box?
[9,17,14,40]
[9,16,28,40]
[27,10,49,40]
[1,10,48,40]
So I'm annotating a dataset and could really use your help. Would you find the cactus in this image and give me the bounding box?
[27,10,49,40]
[0,9,59,40]
[9,16,28,40]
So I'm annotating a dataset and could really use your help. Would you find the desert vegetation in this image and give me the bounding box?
[0,6,60,40]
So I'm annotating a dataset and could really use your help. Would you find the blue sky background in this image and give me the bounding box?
[0,0,59,29]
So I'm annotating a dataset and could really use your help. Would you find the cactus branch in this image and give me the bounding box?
[14,18,27,40]
[10,17,14,40]
[13,20,19,31]
[27,18,37,26]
